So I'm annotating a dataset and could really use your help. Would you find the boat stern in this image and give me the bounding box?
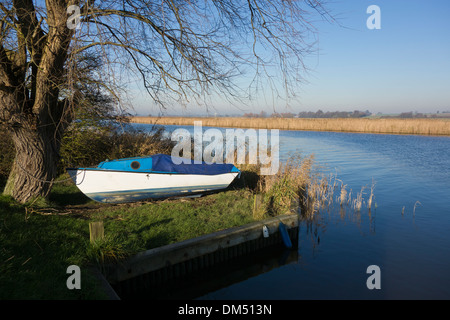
[230,165,241,178]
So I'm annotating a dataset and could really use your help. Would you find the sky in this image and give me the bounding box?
[131,0,450,116]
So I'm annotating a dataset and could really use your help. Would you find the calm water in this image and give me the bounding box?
[130,123,450,299]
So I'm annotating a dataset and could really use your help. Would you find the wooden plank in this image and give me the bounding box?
[104,213,298,283]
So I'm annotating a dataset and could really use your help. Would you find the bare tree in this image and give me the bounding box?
[0,0,330,203]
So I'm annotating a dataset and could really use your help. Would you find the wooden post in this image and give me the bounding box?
[89,221,104,242]
[253,194,264,219]
[253,194,263,213]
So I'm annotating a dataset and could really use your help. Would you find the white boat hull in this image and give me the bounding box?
[67,169,239,203]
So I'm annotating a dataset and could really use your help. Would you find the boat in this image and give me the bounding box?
[66,154,241,203]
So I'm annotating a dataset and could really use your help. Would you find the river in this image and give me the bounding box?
[130,122,450,299]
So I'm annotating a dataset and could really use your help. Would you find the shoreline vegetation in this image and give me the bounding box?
[1,152,373,299]
[0,121,374,299]
[129,116,450,136]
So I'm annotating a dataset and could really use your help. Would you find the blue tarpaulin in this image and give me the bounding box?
[151,154,238,175]
[95,154,239,175]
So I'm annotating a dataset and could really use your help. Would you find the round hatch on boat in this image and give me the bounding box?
[131,161,140,170]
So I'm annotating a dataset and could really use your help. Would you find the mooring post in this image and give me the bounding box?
[89,221,104,242]
[253,194,263,216]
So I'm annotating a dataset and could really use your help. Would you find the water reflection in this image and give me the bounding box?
[118,242,300,300]
[300,175,378,257]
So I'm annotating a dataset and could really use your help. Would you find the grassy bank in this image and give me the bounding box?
[0,192,107,299]
[0,152,375,299]
[0,153,314,299]
[130,116,450,136]
[0,181,257,299]
[1,119,375,299]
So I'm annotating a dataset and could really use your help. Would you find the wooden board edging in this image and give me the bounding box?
[104,213,298,283]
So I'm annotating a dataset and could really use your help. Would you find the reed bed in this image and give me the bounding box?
[301,170,376,220]
[237,149,376,224]
[301,175,377,250]
[257,153,314,218]
[131,116,450,136]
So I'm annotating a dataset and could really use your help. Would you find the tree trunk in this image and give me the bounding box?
[1,0,75,204]
[3,124,60,204]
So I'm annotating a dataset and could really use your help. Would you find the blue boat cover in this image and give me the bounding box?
[96,154,239,175]
[151,154,238,175]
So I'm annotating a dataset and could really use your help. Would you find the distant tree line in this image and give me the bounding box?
[243,110,372,118]
[398,112,425,118]
[241,110,450,119]
[381,111,450,119]
[297,110,372,118]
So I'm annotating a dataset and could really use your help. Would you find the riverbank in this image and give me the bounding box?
[0,152,316,299]
[130,116,450,136]
[0,184,260,299]
[0,121,379,299]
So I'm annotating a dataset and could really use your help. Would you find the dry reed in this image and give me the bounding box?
[232,149,377,229]
[367,181,376,210]
[339,184,348,207]
[130,116,450,136]
[353,187,365,212]
[301,169,377,221]
[257,153,314,218]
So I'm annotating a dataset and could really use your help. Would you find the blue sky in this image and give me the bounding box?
[132,0,450,116]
